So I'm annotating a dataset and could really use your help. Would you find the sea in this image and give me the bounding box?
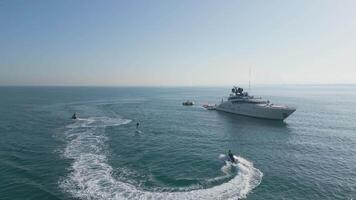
[0,85,355,200]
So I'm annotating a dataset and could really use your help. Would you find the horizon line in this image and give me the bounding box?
[1,83,356,87]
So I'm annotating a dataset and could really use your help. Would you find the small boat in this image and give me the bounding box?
[182,100,194,106]
[202,104,216,110]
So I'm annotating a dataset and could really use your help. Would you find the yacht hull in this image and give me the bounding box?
[216,101,295,120]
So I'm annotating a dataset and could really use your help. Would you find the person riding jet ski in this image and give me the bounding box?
[228,150,236,163]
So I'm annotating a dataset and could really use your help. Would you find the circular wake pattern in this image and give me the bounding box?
[60,117,263,200]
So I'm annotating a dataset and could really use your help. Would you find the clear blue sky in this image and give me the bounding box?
[1,0,356,86]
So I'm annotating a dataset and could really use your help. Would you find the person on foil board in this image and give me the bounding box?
[228,150,236,163]
[72,113,77,120]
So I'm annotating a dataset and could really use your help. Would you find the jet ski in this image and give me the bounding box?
[219,151,238,164]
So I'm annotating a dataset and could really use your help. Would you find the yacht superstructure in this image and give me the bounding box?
[216,86,295,120]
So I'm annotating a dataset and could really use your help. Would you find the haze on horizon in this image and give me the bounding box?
[1,0,356,86]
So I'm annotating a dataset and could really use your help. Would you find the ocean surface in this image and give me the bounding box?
[0,85,355,200]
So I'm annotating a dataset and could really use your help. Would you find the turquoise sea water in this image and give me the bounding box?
[0,86,355,199]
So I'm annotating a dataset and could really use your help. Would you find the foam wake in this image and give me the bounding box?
[60,117,263,200]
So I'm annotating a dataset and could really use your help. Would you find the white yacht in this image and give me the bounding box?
[216,86,296,120]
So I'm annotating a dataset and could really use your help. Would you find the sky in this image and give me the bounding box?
[1,0,356,86]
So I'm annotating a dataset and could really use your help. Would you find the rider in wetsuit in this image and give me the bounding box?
[72,113,77,120]
[228,150,236,163]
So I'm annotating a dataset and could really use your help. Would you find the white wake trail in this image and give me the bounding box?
[60,117,263,200]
